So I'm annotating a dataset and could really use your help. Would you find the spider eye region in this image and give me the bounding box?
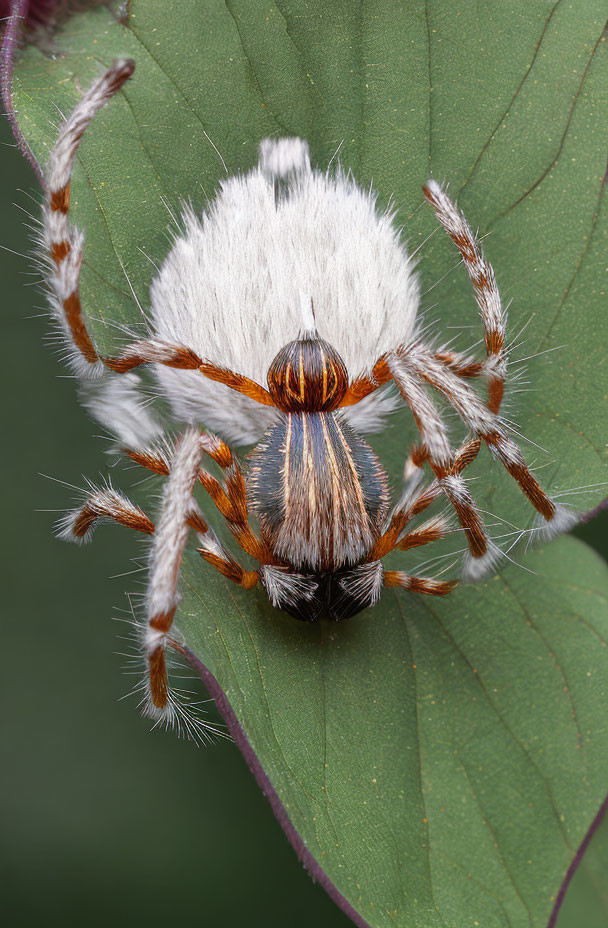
[267,335,348,412]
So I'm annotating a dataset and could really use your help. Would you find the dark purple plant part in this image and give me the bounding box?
[547,797,608,928]
[1,0,126,179]
[0,0,114,32]
[185,647,373,928]
[1,0,41,179]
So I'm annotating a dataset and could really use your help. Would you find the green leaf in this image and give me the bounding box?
[556,805,608,928]
[178,536,608,928]
[8,2,608,926]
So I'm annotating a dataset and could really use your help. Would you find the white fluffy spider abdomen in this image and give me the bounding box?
[150,139,418,444]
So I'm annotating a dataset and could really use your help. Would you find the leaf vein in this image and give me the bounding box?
[458,0,564,197]
[496,25,606,220]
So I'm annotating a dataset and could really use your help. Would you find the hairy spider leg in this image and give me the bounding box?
[339,182,570,575]
[422,181,506,416]
[370,437,480,561]
[363,477,458,599]
[57,429,259,716]
[57,437,261,591]
[368,467,457,597]
[43,58,276,407]
[394,182,508,485]
[126,431,271,564]
[391,179,507,478]
[411,185,571,538]
[342,351,494,574]
[399,179,508,474]
[340,357,492,574]
[57,486,155,543]
[404,347,560,521]
[340,179,505,476]
[43,58,135,378]
[133,429,260,716]
[383,571,456,595]
[387,356,494,577]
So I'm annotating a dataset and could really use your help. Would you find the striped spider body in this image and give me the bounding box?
[249,335,390,620]
[42,59,576,728]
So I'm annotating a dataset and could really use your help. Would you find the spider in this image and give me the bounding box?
[43,59,574,723]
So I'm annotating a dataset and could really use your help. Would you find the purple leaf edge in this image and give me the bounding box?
[547,794,608,928]
[1,0,44,182]
[3,3,607,924]
[185,647,608,928]
[185,646,372,928]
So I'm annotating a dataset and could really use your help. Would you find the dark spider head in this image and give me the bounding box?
[267,333,348,412]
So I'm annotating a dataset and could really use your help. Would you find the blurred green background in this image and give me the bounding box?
[1,109,606,927]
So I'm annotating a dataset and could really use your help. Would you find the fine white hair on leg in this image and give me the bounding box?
[45,58,136,193]
[143,427,203,722]
[193,509,261,590]
[533,504,579,540]
[258,137,311,179]
[423,180,507,413]
[388,355,452,470]
[403,455,424,483]
[145,427,201,623]
[79,373,163,450]
[141,427,259,728]
[406,347,567,532]
[396,182,508,484]
[393,466,441,523]
[42,58,135,379]
[371,470,447,563]
[44,233,106,379]
[406,347,498,434]
[388,354,492,567]
[56,485,155,544]
[462,541,503,581]
[384,569,457,596]
[438,473,489,565]
[396,514,452,552]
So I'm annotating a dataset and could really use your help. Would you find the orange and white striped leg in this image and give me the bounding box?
[43,61,197,383]
[406,349,577,543]
[395,514,452,553]
[56,486,155,543]
[387,355,491,575]
[401,349,483,477]
[143,428,258,722]
[198,432,270,562]
[43,65,160,448]
[423,181,507,415]
[43,58,135,378]
[126,431,269,563]
[57,434,258,721]
[371,472,444,560]
[397,181,510,483]
[384,570,457,596]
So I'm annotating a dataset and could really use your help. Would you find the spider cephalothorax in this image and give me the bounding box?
[266,333,349,411]
[43,59,576,726]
